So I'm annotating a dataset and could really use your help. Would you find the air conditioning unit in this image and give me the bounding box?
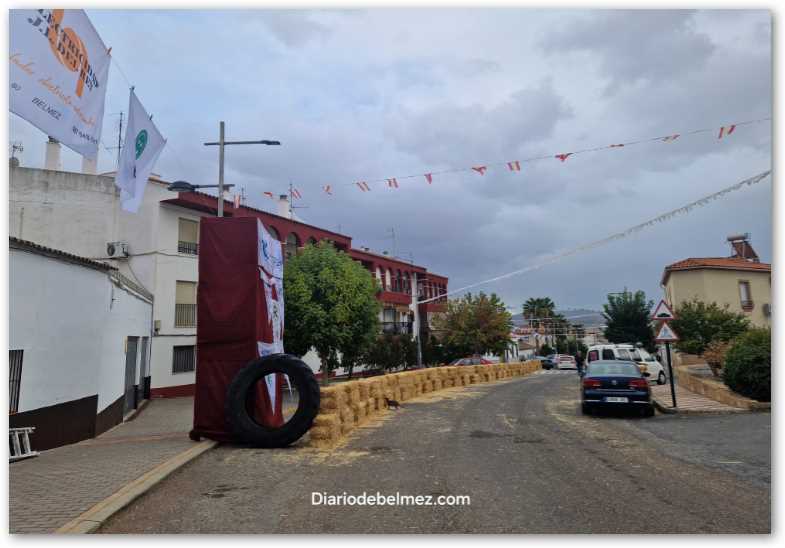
[106,241,129,258]
[763,303,771,317]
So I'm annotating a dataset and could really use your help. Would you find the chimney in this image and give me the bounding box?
[277,194,290,218]
[727,233,759,263]
[44,137,62,171]
[81,155,97,175]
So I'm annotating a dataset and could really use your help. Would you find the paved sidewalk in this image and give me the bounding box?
[9,397,198,534]
[652,383,743,414]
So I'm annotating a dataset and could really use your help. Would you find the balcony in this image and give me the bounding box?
[175,303,197,327]
[378,290,412,306]
[178,241,199,255]
[381,322,413,335]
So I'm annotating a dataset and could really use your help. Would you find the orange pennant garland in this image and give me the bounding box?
[387,178,399,188]
[555,153,572,162]
[263,191,274,199]
[507,161,521,171]
[356,181,370,192]
[472,166,487,175]
[322,185,332,195]
[662,134,680,142]
[425,173,433,184]
[292,188,302,199]
[718,125,736,139]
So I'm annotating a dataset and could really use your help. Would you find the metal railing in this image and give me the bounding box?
[10,427,38,462]
[175,303,197,327]
[381,322,413,335]
[178,241,199,255]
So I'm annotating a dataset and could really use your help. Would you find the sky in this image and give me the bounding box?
[9,9,772,313]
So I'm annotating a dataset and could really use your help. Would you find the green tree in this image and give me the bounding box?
[669,299,750,355]
[539,343,555,356]
[434,292,512,358]
[602,290,655,351]
[283,242,381,384]
[523,297,555,328]
[363,333,419,372]
[723,328,770,402]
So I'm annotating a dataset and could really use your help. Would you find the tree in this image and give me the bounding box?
[602,290,655,351]
[363,333,418,372]
[723,328,770,402]
[434,292,512,358]
[283,242,381,384]
[669,299,750,355]
[523,297,555,328]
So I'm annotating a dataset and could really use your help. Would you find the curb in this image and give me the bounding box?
[55,439,217,534]
[652,397,745,416]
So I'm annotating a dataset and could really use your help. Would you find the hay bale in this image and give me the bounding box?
[432,379,443,391]
[358,381,371,400]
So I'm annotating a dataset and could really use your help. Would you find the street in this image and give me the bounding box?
[100,370,770,534]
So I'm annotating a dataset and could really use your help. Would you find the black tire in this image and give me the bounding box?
[657,372,666,385]
[642,405,655,418]
[225,354,320,448]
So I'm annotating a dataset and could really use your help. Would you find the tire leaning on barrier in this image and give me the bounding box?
[225,354,320,448]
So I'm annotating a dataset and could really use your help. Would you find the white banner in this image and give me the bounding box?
[10,9,111,159]
[117,89,166,213]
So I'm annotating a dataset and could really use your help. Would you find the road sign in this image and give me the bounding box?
[651,300,676,321]
[655,321,679,342]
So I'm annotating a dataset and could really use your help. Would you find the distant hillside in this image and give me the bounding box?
[511,309,605,327]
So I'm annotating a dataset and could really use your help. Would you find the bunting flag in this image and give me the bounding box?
[234,194,241,209]
[264,191,274,199]
[718,125,736,139]
[292,188,302,199]
[419,170,771,304]
[253,117,768,199]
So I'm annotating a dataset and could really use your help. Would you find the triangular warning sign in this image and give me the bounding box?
[655,321,679,342]
[651,300,676,320]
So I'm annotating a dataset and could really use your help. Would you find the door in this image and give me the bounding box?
[139,337,150,399]
[124,337,139,414]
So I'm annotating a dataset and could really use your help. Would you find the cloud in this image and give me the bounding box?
[539,10,716,94]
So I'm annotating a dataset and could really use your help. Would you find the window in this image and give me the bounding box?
[629,349,642,361]
[587,362,640,376]
[587,350,599,362]
[177,218,199,255]
[616,348,632,360]
[601,348,615,360]
[9,350,23,413]
[285,233,301,259]
[175,281,197,327]
[267,225,281,241]
[739,280,753,309]
[172,345,196,374]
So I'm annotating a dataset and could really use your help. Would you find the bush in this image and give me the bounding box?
[723,328,771,402]
[671,299,750,355]
[702,340,732,378]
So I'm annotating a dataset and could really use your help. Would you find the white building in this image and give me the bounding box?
[9,237,152,449]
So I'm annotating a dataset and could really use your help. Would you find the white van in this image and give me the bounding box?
[585,344,666,385]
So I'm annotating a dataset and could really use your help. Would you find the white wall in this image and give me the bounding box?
[10,248,152,413]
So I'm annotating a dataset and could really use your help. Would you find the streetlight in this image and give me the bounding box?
[204,121,281,217]
[167,180,236,216]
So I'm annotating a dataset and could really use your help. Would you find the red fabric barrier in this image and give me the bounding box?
[191,217,283,442]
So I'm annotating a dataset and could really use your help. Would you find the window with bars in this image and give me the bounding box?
[172,345,196,374]
[9,350,23,413]
[739,280,754,310]
[175,281,197,327]
[178,218,199,255]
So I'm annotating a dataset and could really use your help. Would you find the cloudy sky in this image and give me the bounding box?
[10,9,772,313]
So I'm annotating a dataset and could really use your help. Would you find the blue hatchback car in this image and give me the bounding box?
[581,360,654,417]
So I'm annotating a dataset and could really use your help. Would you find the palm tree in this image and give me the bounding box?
[523,297,555,328]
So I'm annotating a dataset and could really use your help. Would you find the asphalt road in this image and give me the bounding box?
[100,370,770,533]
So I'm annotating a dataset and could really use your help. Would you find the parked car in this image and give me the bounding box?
[532,355,550,368]
[450,356,494,366]
[542,354,558,370]
[585,344,666,385]
[581,360,654,417]
[556,354,577,370]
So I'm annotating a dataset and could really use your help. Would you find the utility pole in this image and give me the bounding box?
[204,121,281,217]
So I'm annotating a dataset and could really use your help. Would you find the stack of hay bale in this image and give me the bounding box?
[307,360,542,448]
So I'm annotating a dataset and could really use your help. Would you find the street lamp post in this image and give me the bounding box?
[204,121,281,217]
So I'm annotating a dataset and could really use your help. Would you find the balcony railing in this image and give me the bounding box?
[381,322,412,335]
[178,241,199,255]
[175,303,197,327]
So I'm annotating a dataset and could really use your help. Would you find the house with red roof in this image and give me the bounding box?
[661,234,771,327]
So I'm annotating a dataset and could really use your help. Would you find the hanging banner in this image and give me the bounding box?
[10,9,111,159]
[116,89,166,213]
